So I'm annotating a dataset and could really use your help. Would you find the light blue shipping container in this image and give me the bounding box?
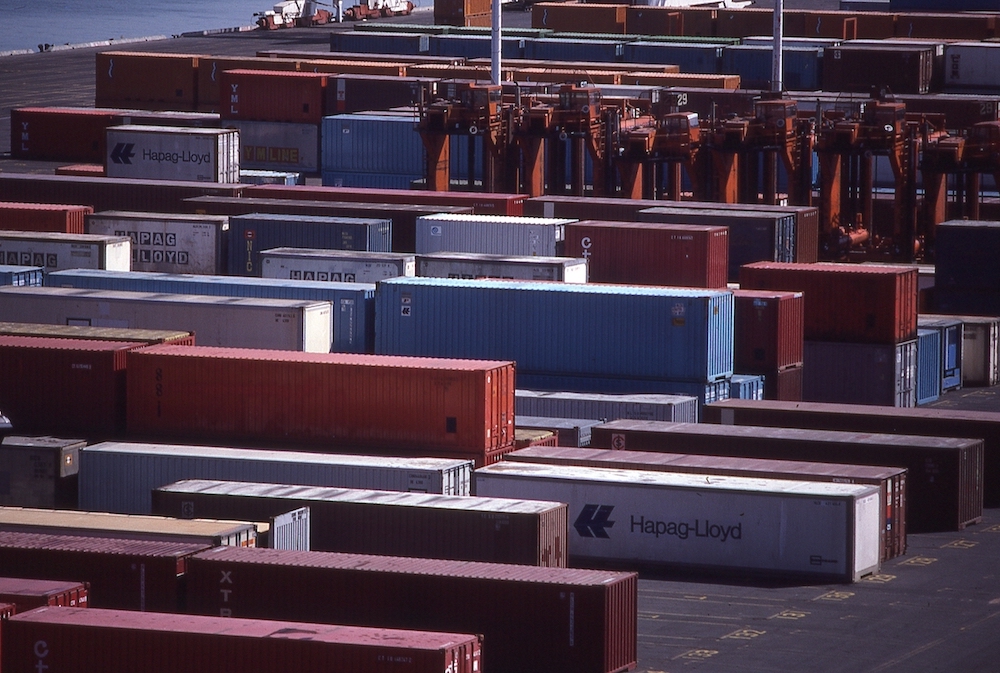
[516,373,731,409]
[524,37,625,63]
[0,265,43,287]
[916,328,942,405]
[729,374,766,401]
[375,277,734,382]
[428,34,527,59]
[322,113,424,177]
[330,31,430,55]
[721,45,822,91]
[623,42,722,73]
[917,315,962,391]
[44,268,376,353]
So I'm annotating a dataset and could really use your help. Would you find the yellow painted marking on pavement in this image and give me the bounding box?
[943,539,978,549]
[675,649,718,661]
[815,591,854,601]
[770,609,809,620]
[861,574,896,583]
[899,556,937,566]
[985,524,1000,533]
[722,628,766,640]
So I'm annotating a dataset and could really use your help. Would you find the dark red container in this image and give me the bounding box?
[562,220,728,288]
[821,44,935,94]
[185,546,638,673]
[0,531,208,611]
[0,336,148,438]
[220,69,328,124]
[2,607,483,673]
[738,262,918,345]
[10,108,119,162]
[503,444,907,561]
[0,577,89,611]
[771,363,803,401]
[0,202,91,234]
[323,73,441,115]
[95,52,200,111]
[733,289,804,372]
[126,345,515,461]
[588,419,980,534]
[195,56,300,110]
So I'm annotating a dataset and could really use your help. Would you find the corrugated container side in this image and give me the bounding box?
[0,231,130,272]
[0,577,89,611]
[733,289,805,372]
[935,220,1000,291]
[228,120,320,173]
[11,107,120,162]
[414,214,572,257]
[321,113,424,179]
[721,45,821,90]
[729,374,765,400]
[956,317,1000,387]
[803,340,918,407]
[622,42,722,73]
[0,202,91,234]
[0,436,84,509]
[917,315,963,391]
[194,56,300,110]
[104,125,240,183]
[772,364,804,401]
[330,31,432,55]
[243,184,525,216]
[0,322,193,346]
[821,44,934,94]
[415,252,587,283]
[325,74,440,115]
[0,265,43,287]
[516,416,603,447]
[917,328,942,405]
[516,390,699,424]
[525,37,625,63]
[220,69,328,124]
[94,52,199,110]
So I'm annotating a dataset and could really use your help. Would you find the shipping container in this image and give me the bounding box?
[515,373,731,408]
[239,170,301,185]
[321,113,424,187]
[516,416,603,447]
[324,74,440,115]
[185,546,638,673]
[220,69,328,124]
[917,328,942,405]
[261,248,414,283]
[0,230,130,272]
[85,210,228,274]
[917,315,963,390]
[0,322,193,346]
[428,34,529,59]
[151,479,567,566]
[822,44,935,94]
[623,42,723,73]
[721,45,822,90]
[414,213,574,257]
[475,461,881,582]
[729,374,765,400]
[732,289,804,372]
[193,55,301,110]
[531,3,628,33]
[416,251,587,282]
[525,37,626,63]
[225,120,320,172]
[0,577,89,611]
[562,220,727,288]
[375,277,734,383]
[935,220,1000,292]
[94,51,199,111]
[104,126,239,183]
[0,265,42,287]
[503,444,907,561]
[329,30,433,54]
[0,287,332,352]
[80,441,474,514]
[2,607,484,673]
[941,42,1000,93]
[803,339,918,407]
[939,315,1000,387]
[516,390,699,424]
[0,202,91,234]
[0,436,84,509]
[768,363,803,401]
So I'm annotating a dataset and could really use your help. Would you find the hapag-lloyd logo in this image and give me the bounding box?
[631,515,743,542]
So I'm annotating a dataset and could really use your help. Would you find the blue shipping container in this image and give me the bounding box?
[623,42,722,73]
[321,113,424,178]
[44,268,376,353]
[916,328,942,405]
[721,45,822,91]
[0,265,43,287]
[524,37,625,63]
[428,34,527,59]
[917,316,963,391]
[375,277,734,382]
[330,31,430,55]
[729,373,766,401]
[321,171,423,190]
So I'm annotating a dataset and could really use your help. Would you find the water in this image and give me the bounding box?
[0,0,274,54]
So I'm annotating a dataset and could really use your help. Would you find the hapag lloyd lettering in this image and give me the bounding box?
[631,515,742,542]
[142,149,212,165]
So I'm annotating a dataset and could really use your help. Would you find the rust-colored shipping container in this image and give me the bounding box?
[55,164,106,177]
[511,68,623,85]
[0,577,89,611]
[0,531,208,611]
[738,262,918,345]
[589,419,980,534]
[503,444,907,561]
[151,479,568,566]
[185,546,638,673]
[0,322,194,346]
[894,12,995,41]
[297,59,410,77]
[620,72,741,89]
[2,607,483,673]
[531,2,628,33]
[126,345,515,460]
[404,64,494,81]
[624,6,685,36]
[0,336,148,438]
[788,10,860,39]
[672,8,718,37]
[0,202,91,234]
[435,0,491,24]
[821,44,935,94]
[11,107,119,162]
[563,220,728,288]
[714,8,776,37]
[194,56,300,111]
[322,73,440,115]
[770,363,803,401]
[244,184,525,216]
[258,49,466,67]
[95,52,200,111]
[220,69,328,124]
[732,289,804,372]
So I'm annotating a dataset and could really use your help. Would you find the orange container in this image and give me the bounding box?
[625,6,685,36]
[531,2,628,33]
[620,72,740,89]
[219,69,328,124]
[510,67,622,85]
[296,59,410,77]
[0,202,91,233]
[95,51,199,111]
[894,12,995,40]
[54,164,106,177]
[714,8,776,37]
[674,8,719,37]
[195,56,299,110]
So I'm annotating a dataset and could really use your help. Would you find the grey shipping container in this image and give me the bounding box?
[85,210,229,274]
[0,231,130,272]
[105,125,240,183]
[942,42,1000,93]
[414,213,574,257]
[0,286,332,352]
[261,247,416,283]
[0,265,43,286]
[516,390,700,424]
[948,316,1000,387]
[515,373,731,409]
[916,328,942,405]
[79,441,474,514]
[0,436,85,509]
[416,251,588,282]
[515,416,603,447]
[803,340,918,407]
[225,120,319,173]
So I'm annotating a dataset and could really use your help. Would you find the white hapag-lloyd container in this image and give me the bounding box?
[260,247,416,282]
[105,125,240,183]
[474,462,882,582]
[516,390,700,424]
[0,286,331,352]
[79,441,475,514]
[416,251,589,283]
[0,231,130,272]
[414,213,576,256]
[85,210,229,274]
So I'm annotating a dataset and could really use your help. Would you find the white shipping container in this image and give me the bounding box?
[228,120,320,173]
[0,231,130,272]
[0,286,331,352]
[105,125,240,183]
[80,441,475,513]
[475,462,882,582]
[516,390,700,424]
[959,316,1000,386]
[261,247,416,282]
[943,42,1000,92]
[416,252,588,283]
[415,213,576,257]
[85,211,229,274]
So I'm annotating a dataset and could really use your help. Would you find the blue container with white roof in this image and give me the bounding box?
[330,31,430,55]
[0,265,43,287]
[916,328,942,405]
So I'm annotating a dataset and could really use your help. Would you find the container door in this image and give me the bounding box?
[270,507,310,551]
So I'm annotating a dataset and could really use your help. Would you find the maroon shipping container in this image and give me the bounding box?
[95,52,200,111]
[821,44,935,94]
[562,220,728,288]
[151,479,568,567]
[0,577,89,611]
[2,607,483,673]
[738,262,918,345]
[220,69,328,124]
[770,363,803,401]
[195,56,300,110]
[0,531,208,612]
[0,336,148,438]
[503,445,907,561]
[733,289,804,372]
[185,546,638,673]
[126,345,515,459]
[244,184,526,217]
[0,202,91,234]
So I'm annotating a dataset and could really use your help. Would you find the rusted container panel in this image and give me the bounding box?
[822,44,935,94]
[531,3,628,33]
[194,56,299,110]
[503,444,907,561]
[220,69,328,125]
[95,52,199,111]
[0,322,193,346]
[563,220,728,288]
[803,339,918,408]
[244,184,525,216]
[0,336,146,437]
[3,607,483,673]
[0,436,85,509]
[714,8,777,36]
[185,546,638,673]
[739,262,918,345]
[127,345,514,461]
[0,577,89,611]
[0,530,207,611]
[733,290,804,372]
[0,202,91,234]
[589,419,979,534]
[151,479,568,567]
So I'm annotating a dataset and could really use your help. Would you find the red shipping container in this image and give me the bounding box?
[0,531,208,612]
[531,3,628,33]
[10,107,119,163]
[738,262,918,345]
[0,336,148,437]
[185,546,638,673]
[220,69,328,124]
[95,52,199,111]
[0,202,91,234]
[771,363,803,401]
[195,56,300,110]
[126,345,515,458]
[733,289,804,372]
[54,164,106,177]
[563,220,728,288]
[0,577,89,611]
[3,607,483,673]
